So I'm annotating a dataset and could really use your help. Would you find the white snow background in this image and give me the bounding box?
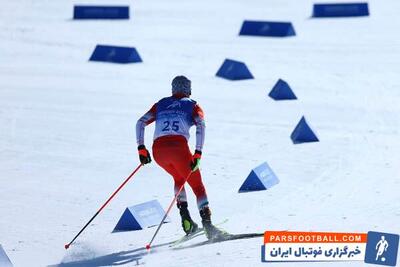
[0,0,399,266]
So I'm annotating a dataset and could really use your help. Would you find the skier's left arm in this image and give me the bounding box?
[191,104,205,171]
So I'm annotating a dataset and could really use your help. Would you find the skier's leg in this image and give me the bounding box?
[199,205,226,240]
[186,170,209,210]
[166,166,200,235]
[169,165,188,204]
[183,166,226,240]
[184,168,222,239]
[170,166,200,235]
[152,138,197,235]
[166,140,209,209]
[170,142,225,240]
[153,140,188,203]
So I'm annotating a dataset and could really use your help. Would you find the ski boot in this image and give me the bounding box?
[200,206,227,241]
[178,201,198,235]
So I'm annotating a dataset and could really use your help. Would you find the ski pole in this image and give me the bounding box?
[65,163,143,249]
[145,171,193,250]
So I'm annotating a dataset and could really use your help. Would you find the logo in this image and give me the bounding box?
[364,231,399,266]
[166,101,181,109]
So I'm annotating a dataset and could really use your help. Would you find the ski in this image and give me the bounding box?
[169,228,205,247]
[169,219,229,247]
[172,232,264,250]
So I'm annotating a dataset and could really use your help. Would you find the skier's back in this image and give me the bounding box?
[136,75,221,239]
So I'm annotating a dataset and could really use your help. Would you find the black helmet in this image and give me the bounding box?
[172,76,191,97]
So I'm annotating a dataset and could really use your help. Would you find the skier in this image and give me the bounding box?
[136,75,222,239]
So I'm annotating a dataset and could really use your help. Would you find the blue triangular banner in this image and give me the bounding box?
[291,116,319,144]
[113,208,142,231]
[239,162,279,193]
[216,59,254,80]
[239,170,267,192]
[89,45,142,64]
[269,79,297,100]
[73,6,130,20]
[113,200,170,232]
[312,3,369,18]
[239,20,296,37]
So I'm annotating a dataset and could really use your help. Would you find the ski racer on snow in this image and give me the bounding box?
[136,75,222,239]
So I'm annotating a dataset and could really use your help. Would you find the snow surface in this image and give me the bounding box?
[1,0,400,266]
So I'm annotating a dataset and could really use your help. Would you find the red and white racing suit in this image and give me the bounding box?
[136,95,208,209]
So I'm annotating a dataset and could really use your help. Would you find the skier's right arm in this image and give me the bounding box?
[136,104,156,164]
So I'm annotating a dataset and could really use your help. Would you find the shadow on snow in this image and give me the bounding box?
[48,241,174,267]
